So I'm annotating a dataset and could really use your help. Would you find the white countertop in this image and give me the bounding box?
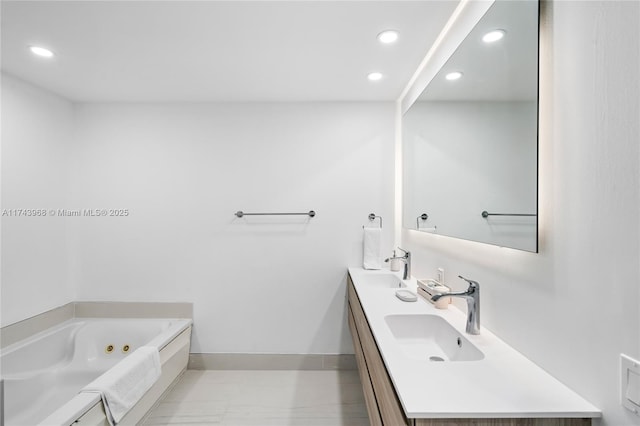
[348,267,601,419]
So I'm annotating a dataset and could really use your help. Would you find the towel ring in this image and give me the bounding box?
[416,213,428,230]
[363,213,382,229]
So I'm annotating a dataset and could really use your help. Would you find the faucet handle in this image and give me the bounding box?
[396,247,410,256]
[458,275,479,289]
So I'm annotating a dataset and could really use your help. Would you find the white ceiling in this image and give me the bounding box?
[1,1,459,103]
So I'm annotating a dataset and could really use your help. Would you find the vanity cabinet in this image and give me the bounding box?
[348,274,409,426]
[347,274,591,426]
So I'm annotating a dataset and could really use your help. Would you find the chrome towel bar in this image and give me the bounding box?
[481,211,536,218]
[235,210,316,218]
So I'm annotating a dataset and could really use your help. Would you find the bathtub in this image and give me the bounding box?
[1,317,192,426]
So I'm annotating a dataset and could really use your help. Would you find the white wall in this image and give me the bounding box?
[400,2,639,425]
[1,73,76,326]
[70,103,395,354]
[403,101,537,251]
[0,76,395,354]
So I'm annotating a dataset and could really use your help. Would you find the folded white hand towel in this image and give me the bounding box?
[82,346,161,425]
[363,227,382,270]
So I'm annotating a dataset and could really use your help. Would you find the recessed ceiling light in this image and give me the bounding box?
[29,46,55,58]
[377,30,399,44]
[482,30,506,43]
[445,71,463,81]
[368,72,383,81]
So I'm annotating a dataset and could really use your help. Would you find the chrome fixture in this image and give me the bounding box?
[416,213,428,229]
[235,210,315,218]
[385,247,411,280]
[432,276,480,335]
[364,213,382,229]
[481,210,536,218]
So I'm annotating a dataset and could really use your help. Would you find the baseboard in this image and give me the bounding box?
[188,353,357,370]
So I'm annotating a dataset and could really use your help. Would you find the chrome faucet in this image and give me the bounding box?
[432,276,480,335]
[385,247,411,280]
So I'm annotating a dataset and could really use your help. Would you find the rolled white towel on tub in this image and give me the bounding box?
[81,346,161,425]
[363,227,382,270]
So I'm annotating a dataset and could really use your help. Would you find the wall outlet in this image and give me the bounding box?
[621,354,640,417]
[437,268,444,284]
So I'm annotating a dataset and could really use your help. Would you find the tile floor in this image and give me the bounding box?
[142,370,370,425]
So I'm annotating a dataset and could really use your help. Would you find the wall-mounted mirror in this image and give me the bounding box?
[402,0,539,252]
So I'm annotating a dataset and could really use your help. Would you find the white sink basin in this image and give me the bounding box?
[362,273,406,288]
[384,314,484,362]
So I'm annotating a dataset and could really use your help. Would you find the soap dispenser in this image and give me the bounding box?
[389,250,402,272]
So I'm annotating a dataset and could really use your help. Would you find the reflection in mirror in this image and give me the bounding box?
[402,0,539,252]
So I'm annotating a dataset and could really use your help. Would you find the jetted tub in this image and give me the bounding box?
[1,318,192,426]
